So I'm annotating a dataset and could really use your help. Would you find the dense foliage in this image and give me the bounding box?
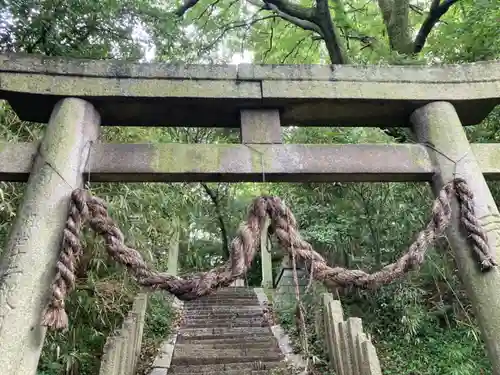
[0,0,499,374]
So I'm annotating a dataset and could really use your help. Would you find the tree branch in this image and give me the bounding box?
[248,0,323,34]
[174,0,200,17]
[388,0,413,53]
[201,183,230,259]
[282,35,309,63]
[262,18,276,61]
[377,0,393,26]
[263,0,316,22]
[413,0,460,53]
[314,0,348,64]
[430,0,441,12]
[198,15,277,56]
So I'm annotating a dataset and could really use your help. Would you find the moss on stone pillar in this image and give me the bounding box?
[0,98,100,375]
[411,101,500,374]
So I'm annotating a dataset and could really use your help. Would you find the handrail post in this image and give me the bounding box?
[411,101,500,374]
[0,98,100,375]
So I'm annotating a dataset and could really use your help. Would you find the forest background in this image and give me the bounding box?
[0,0,499,374]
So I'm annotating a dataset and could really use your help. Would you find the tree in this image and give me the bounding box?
[172,0,480,142]
[174,0,462,64]
[0,0,498,373]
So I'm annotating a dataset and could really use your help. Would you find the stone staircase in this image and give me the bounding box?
[168,287,287,375]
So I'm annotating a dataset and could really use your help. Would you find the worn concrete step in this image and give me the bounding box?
[182,316,265,323]
[178,326,271,339]
[184,314,264,325]
[190,290,256,296]
[176,334,278,346]
[200,295,257,300]
[183,310,264,317]
[194,293,257,299]
[169,370,279,375]
[174,339,280,350]
[185,306,263,311]
[187,294,258,301]
[171,349,283,366]
[184,298,259,310]
[187,301,259,306]
[169,361,284,373]
[176,337,279,349]
[183,317,266,327]
[183,321,267,329]
[199,288,256,295]
[183,311,264,320]
[175,340,281,353]
[172,345,282,358]
[183,306,263,314]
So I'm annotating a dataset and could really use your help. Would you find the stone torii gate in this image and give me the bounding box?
[0,54,499,375]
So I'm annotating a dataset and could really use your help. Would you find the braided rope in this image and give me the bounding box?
[41,191,88,329]
[42,178,496,330]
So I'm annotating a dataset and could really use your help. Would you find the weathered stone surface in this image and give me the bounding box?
[0,53,239,79]
[237,61,500,82]
[173,346,282,360]
[240,109,282,144]
[2,142,500,184]
[0,98,100,375]
[175,336,277,346]
[170,370,272,375]
[0,53,498,127]
[2,52,497,82]
[182,318,267,328]
[178,326,271,338]
[412,101,500,375]
[152,352,173,368]
[182,306,264,315]
[169,362,283,373]
[169,287,287,374]
[360,341,383,375]
[148,368,168,375]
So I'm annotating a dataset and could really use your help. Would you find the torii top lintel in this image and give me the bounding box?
[0,53,498,127]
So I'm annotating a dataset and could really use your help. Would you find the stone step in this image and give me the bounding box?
[199,295,257,300]
[185,300,259,307]
[176,335,278,346]
[190,290,256,296]
[171,348,283,366]
[183,321,267,329]
[183,311,264,320]
[169,361,284,373]
[187,294,257,300]
[193,293,257,299]
[167,287,286,373]
[183,306,263,314]
[183,310,264,318]
[183,318,266,328]
[175,338,279,349]
[169,369,279,375]
[178,326,272,339]
[172,345,282,358]
[183,315,265,322]
[192,293,257,298]
[185,305,259,311]
[176,341,281,353]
